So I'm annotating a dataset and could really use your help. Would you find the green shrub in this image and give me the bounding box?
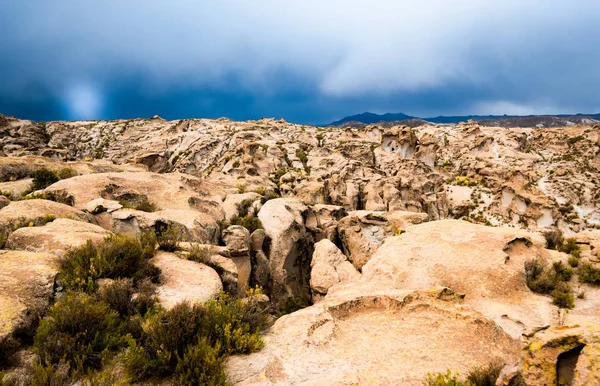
[98,279,136,318]
[568,135,585,145]
[568,255,580,268]
[57,167,78,180]
[124,294,264,382]
[30,168,59,191]
[188,244,211,265]
[237,199,255,217]
[59,236,159,292]
[466,361,504,386]
[157,225,180,252]
[561,239,580,256]
[118,197,157,212]
[236,184,247,193]
[578,263,600,285]
[174,338,227,386]
[230,215,263,234]
[551,282,575,309]
[28,362,71,386]
[552,261,574,282]
[543,229,564,250]
[427,370,471,386]
[260,190,280,204]
[524,259,554,294]
[34,292,122,371]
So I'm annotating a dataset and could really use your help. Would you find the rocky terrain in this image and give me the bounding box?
[1,113,600,385]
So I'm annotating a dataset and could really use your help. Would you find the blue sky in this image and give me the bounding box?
[1,0,600,124]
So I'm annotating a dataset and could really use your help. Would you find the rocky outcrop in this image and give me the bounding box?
[0,199,95,233]
[226,285,520,386]
[151,252,223,309]
[310,239,359,298]
[0,250,57,350]
[337,211,390,270]
[5,218,111,256]
[258,198,313,306]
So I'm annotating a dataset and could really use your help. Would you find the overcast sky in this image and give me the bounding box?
[1,0,599,124]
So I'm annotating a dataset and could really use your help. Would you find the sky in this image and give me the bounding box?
[1,0,600,125]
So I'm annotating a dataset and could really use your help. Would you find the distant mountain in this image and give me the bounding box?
[328,112,600,128]
[329,112,414,126]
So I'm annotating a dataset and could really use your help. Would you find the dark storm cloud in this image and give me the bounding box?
[1,0,599,123]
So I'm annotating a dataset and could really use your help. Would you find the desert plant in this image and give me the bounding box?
[174,338,227,386]
[561,239,580,257]
[118,197,157,212]
[57,167,78,180]
[157,225,180,251]
[260,190,280,204]
[466,361,504,386]
[552,261,574,282]
[98,279,136,318]
[543,229,564,250]
[578,263,600,285]
[30,168,59,191]
[236,183,247,193]
[426,370,471,386]
[230,215,263,234]
[568,255,580,268]
[551,282,575,309]
[34,292,122,371]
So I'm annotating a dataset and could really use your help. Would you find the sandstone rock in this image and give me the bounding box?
[226,284,520,386]
[518,325,600,386]
[151,252,223,309]
[249,229,266,252]
[293,181,327,205]
[385,210,429,231]
[0,250,57,348]
[310,239,359,296]
[337,210,390,270]
[0,199,95,233]
[258,198,313,306]
[84,198,123,214]
[5,218,111,256]
[362,219,566,337]
[223,225,251,256]
[305,204,348,241]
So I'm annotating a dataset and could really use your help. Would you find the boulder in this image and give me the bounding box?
[361,219,569,337]
[223,225,251,256]
[249,229,266,252]
[84,198,123,214]
[258,198,313,306]
[6,218,111,256]
[293,181,327,205]
[385,210,429,231]
[0,195,9,210]
[151,252,223,309]
[310,239,359,297]
[226,284,520,386]
[515,325,600,386]
[0,199,95,233]
[305,204,347,241]
[337,211,390,270]
[0,250,57,348]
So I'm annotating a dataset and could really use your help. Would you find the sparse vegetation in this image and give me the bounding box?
[525,259,575,308]
[567,135,585,145]
[59,235,159,292]
[578,262,600,285]
[30,168,59,191]
[118,197,157,212]
[57,167,78,180]
[157,225,180,251]
[543,229,564,250]
[427,360,504,386]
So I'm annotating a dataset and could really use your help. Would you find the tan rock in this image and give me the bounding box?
[337,211,390,270]
[0,195,9,210]
[151,251,223,309]
[310,239,359,296]
[0,250,57,346]
[5,218,111,256]
[226,284,520,386]
[385,210,429,231]
[0,199,95,233]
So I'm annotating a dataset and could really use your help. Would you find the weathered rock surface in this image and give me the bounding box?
[361,220,571,337]
[258,198,313,306]
[151,251,222,309]
[226,285,520,386]
[337,211,390,270]
[5,218,111,256]
[310,239,359,297]
[223,192,261,221]
[0,199,95,233]
[514,325,600,386]
[0,250,57,346]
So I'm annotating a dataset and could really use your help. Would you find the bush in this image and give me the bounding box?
[118,197,157,212]
[561,239,580,257]
[57,167,78,180]
[427,370,471,386]
[543,229,564,250]
[230,215,263,234]
[34,292,122,371]
[28,362,71,386]
[524,259,554,294]
[30,168,59,191]
[174,338,227,386]
[124,294,264,382]
[98,279,136,318]
[466,361,504,386]
[578,263,600,285]
[552,282,575,309]
[568,255,580,268]
[260,190,280,204]
[59,236,159,292]
[552,261,574,282]
[157,225,180,252]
